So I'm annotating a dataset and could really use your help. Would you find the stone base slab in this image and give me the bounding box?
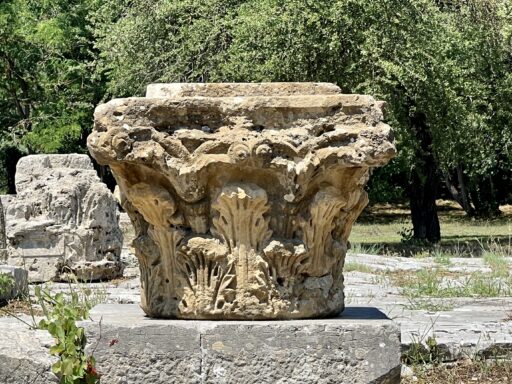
[83,304,401,384]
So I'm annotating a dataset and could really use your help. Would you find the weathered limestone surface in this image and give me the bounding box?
[3,154,123,282]
[0,317,57,384]
[83,304,401,384]
[88,82,395,319]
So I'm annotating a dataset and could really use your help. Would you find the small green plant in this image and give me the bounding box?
[398,226,414,244]
[0,273,14,297]
[413,335,443,364]
[433,251,452,266]
[35,283,101,384]
[402,317,445,365]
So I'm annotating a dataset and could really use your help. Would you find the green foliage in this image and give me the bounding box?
[0,0,103,192]
[0,273,14,296]
[366,158,408,203]
[35,284,100,384]
[403,335,445,366]
[0,0,510,222]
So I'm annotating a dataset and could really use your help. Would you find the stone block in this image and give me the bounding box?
[84,304,401,384]
[0,265,28,302]
[3,154,123,282]
[0,318,57,384]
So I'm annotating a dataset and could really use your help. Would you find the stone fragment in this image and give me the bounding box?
[83,304,401,384]
[88,82,395,319]
[3,154,123,282]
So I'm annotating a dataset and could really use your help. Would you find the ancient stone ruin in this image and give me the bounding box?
[88,83,395,319]
[2,154,123,282]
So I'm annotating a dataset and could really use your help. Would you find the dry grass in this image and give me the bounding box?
[0,298,43,317]
[403,359,512,384]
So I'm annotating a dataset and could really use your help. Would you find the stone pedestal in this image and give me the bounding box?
[88,83,395,319]
[84,304,401,384]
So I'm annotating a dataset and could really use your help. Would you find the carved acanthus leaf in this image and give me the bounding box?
[263,240,310,285]
[124,183,179,228]
[211,183,272,292]
[176,237,233,311]
[212,183,272,251]
[301,186,346,276]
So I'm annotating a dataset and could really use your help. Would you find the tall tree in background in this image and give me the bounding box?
[432,1,512,218]
[0,0,102,192]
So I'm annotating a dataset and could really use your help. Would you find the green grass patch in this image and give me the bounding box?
[386,245,512,310]
[344,262,375,274]
[347,242,384,255]
[483,250,510,278]
[349,202,512,256]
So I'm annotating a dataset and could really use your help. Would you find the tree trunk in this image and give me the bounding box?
[469,176,501,217]
[442,165,475,216]
[408,110,441,242]
[456,164,473,215]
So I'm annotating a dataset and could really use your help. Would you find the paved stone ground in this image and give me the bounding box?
[345,254,512,361]
[17,251,509,362]
[1,250,511,382]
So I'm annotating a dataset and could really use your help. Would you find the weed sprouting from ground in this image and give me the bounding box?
[402,316,446,365]
[36,284,101,383]
[432,251,452,266]
[483,249,509,278]
[1,275,109,383]
[383,247,511,311]
[390,267,512,303]
[0,273,14,297]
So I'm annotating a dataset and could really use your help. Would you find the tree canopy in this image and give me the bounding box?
[1,0,511,240]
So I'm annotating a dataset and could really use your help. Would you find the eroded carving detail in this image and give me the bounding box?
[88,82,396,319]
[301,187,346,276]
[176,237,233,313]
